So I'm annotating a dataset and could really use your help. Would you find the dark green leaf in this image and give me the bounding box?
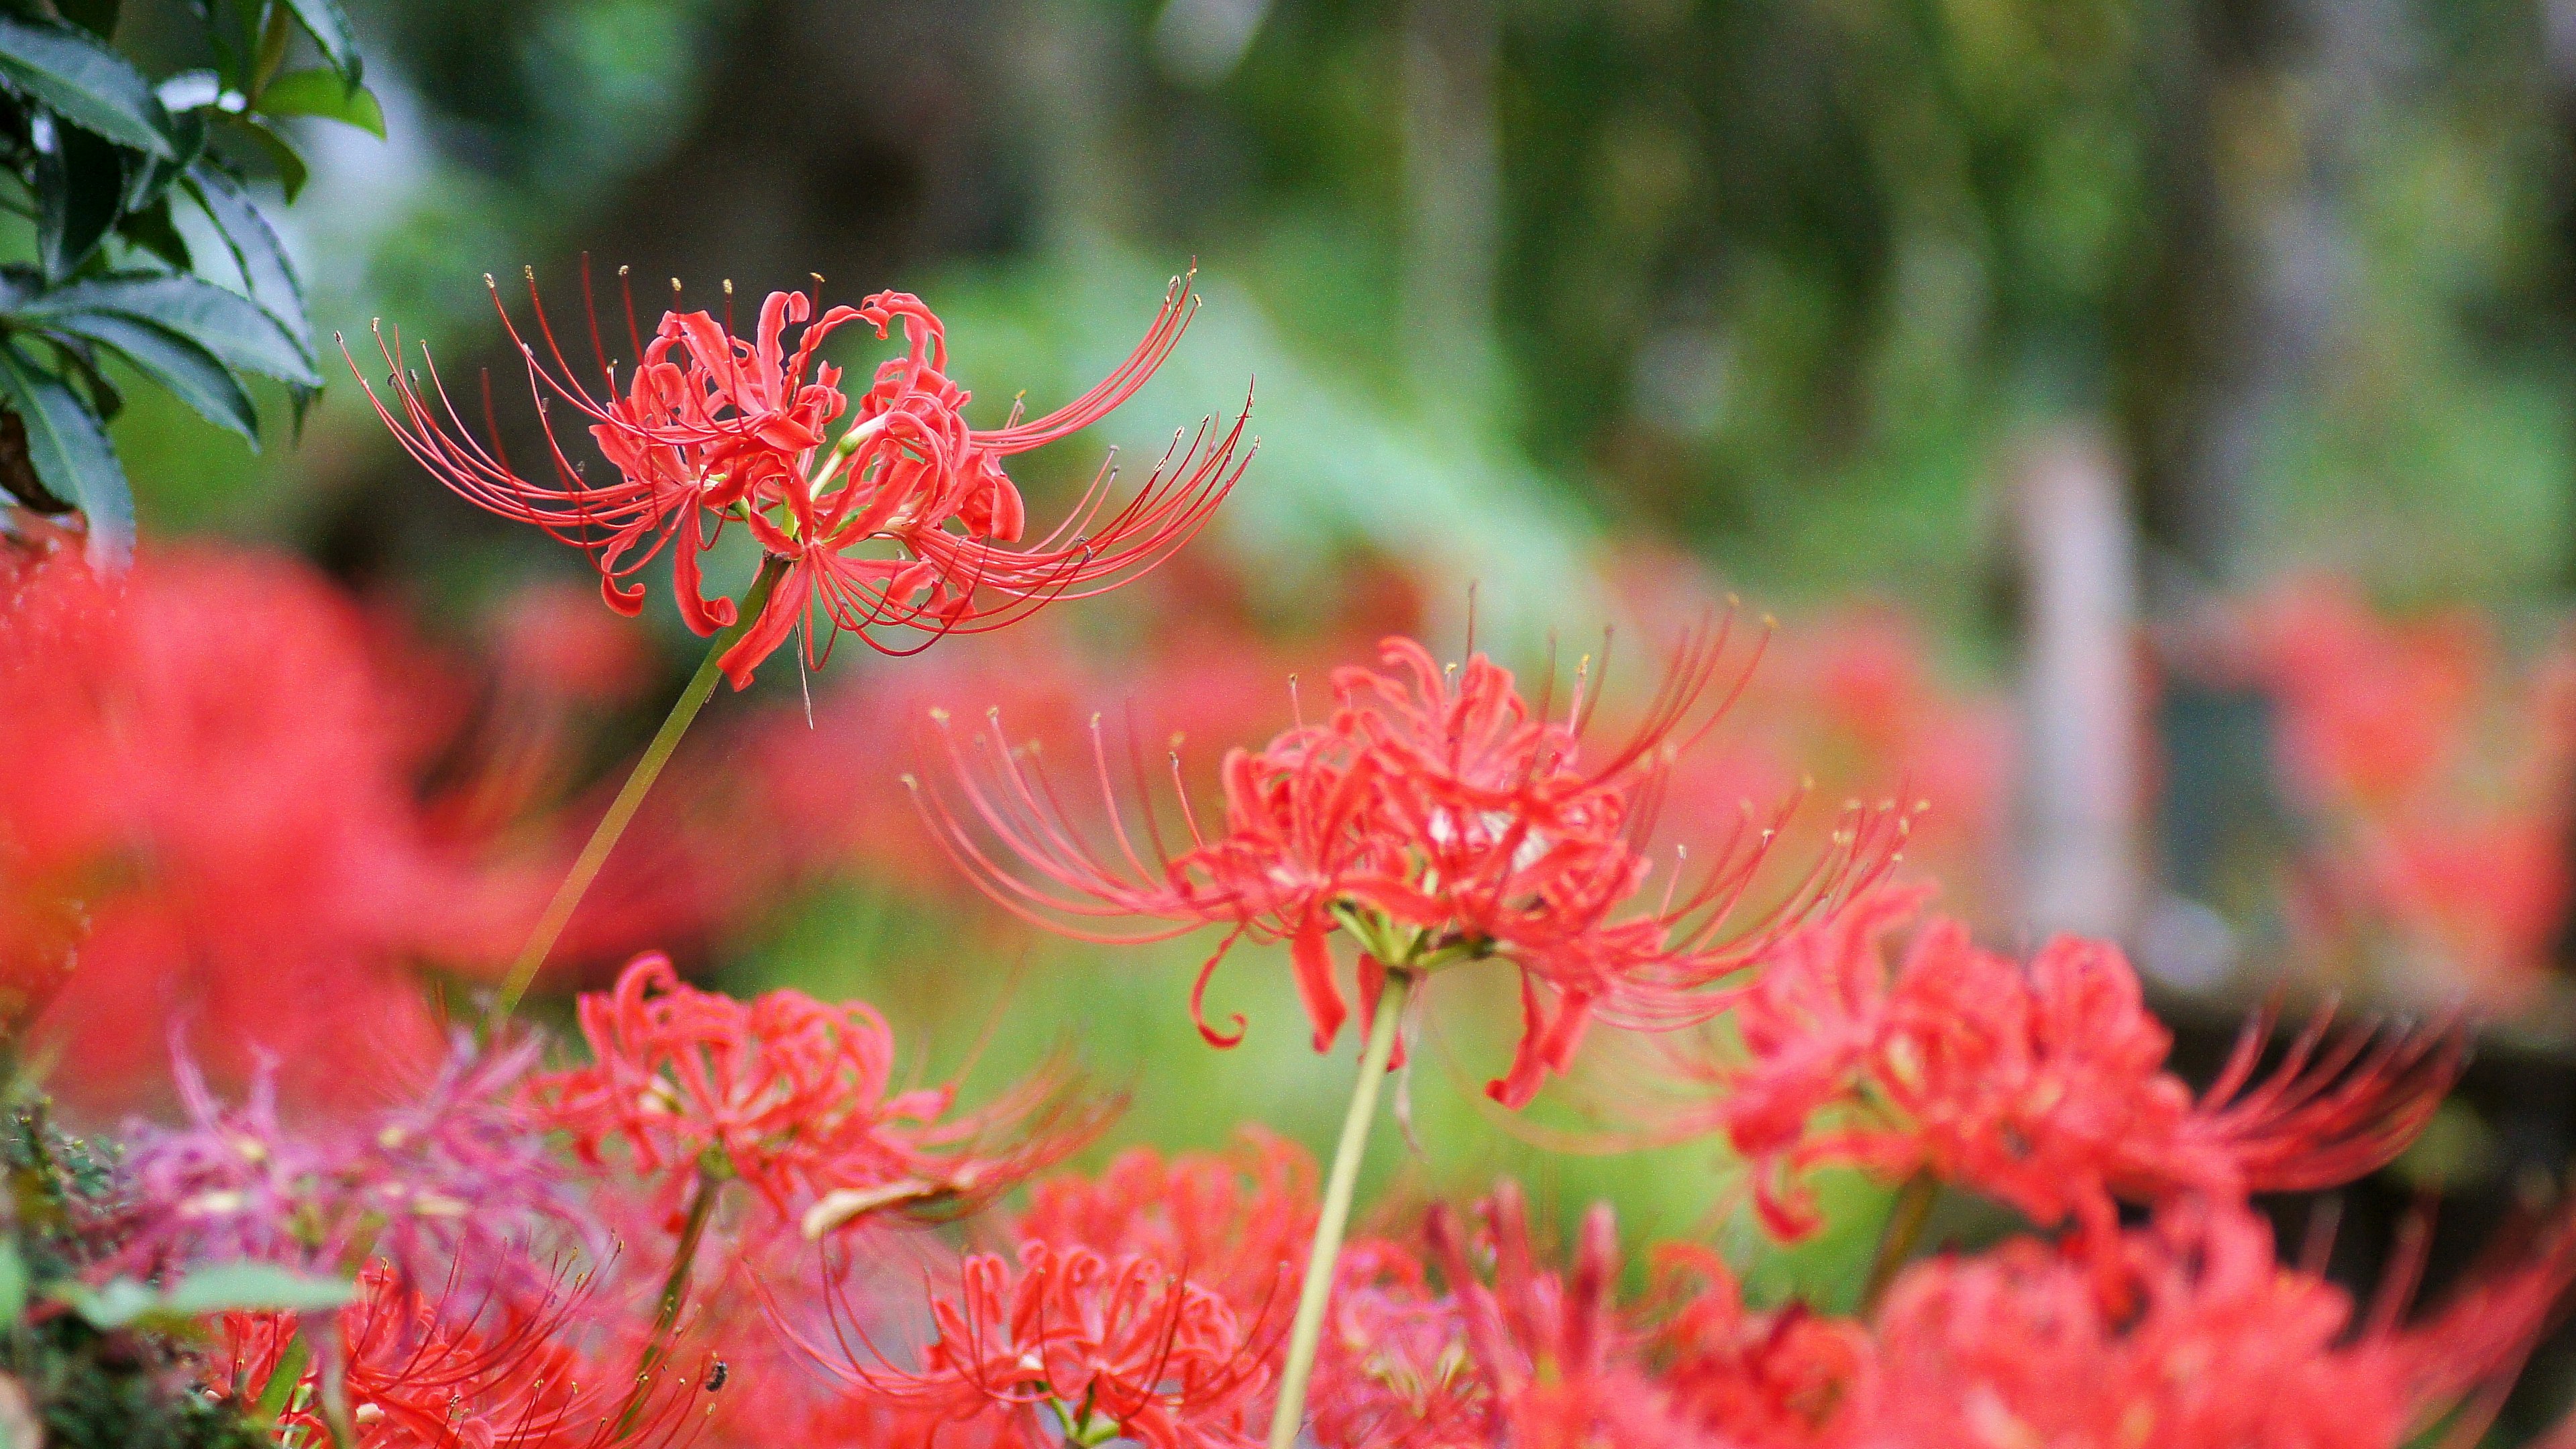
[275,0,360,89]
[116,195,190,270]
[162,1263,354,1316]
[123,104,205,213]
[56,0,117,39]
[36,122,123,282]
[208,111,305,201]
[0,345,129,567]
[252,68,380,138]
[42,309,256,441]
[0,18,174,158]
[17,274,319,386]
[182,163,303,343]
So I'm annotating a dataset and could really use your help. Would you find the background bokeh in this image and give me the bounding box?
[79,0,2576,1415]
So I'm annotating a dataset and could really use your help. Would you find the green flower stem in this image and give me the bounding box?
[488,554,790,1025]
[1267,965,1416,1449]
[1859,1169,1939,1317]
[618,1165,724,1432]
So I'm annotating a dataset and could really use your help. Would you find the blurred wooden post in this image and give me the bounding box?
[1401,0,1504,421]
[2015,423,2143,943]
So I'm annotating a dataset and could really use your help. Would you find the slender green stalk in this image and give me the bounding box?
[488,555,789,1024]
[1858,1169,1939,1316]
[1267,968,1415,1449]
[618,1166,724,1432]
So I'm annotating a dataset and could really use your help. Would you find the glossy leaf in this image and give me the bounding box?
[36,122,124,282]
[253,67,382,138]
[276,0,362,88]
[16,274,319,387]
[182,164,305,345]
[0,344,130,568]
[0,18,174,158]
[118,195,191,271]
[40,309,258,441]
[160,1263,355,1316]
[210,110,307,201]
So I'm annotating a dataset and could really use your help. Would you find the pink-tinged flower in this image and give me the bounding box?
[116,1032,584,1305]
[1686,890,2461,1242]
[833,1239,1281,1449]
[1416,1183,1714,1449]
[1863,1197,2576,1449]
[0,537,533,1108]
[917,628,1911,1108]
[354,266,1250,687]
[214,1260,706,1449]
[1303,1242,1480,1449]
[1015,1130,1317,1319]
[527,953,1112,1232]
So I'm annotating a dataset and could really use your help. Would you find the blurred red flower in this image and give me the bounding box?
[0,535,534,1109]
[1691,888,2457,1242]
[1869,1197,2575,1449]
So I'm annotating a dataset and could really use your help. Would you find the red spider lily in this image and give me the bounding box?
[352,266,1250,688]
[1646,1246,1872,1447]
[1015,1129,1317,1319]
[527,954,1112,1232]
[1303,1242,1480,1449]
[1686,888,2461,1242]
[914,627,1912,1108]
[824,1239,1284,1449]
[1415,1183,1713,1448]
[0,535,533,1108]
[1864,1197,2576,1449]
[213,1260,709,1449]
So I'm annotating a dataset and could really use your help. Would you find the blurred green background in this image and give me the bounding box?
[91,0,2576,1327]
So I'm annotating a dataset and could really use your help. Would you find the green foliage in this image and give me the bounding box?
[0,0,374,566]
[0,1101,274,1449]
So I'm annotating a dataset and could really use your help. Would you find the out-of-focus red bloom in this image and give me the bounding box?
[1864,1197,2576,1449]
[355,267,1250,687]
[1415,1183,1713,1449]
[0,536,530,1108]
[1015,1129,1316,1318]
[2218,574,2576,1006]
[1648,1246,1870,1448]
[919,628,1910,1108]
[213,1260,705,1449]
[1687,889,2458,1242]
[2246,578,2488,810]
[528,954,1110,1232]
[843,1238,1280,1449]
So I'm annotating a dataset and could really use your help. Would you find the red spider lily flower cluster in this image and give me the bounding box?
[1267,1178,2576,1449]
[1869,1197,2576,1449]
[1679,885,2461,1242]
[798,1136,1309,1448]
[846,1239,1281,1448]
[213,1260,708,1449]
[0,536,536,1108]
[527,953,1112,1232]
[354,266,1250,687]
[2218,576,2576,1006]
[917,627,1913,1106]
